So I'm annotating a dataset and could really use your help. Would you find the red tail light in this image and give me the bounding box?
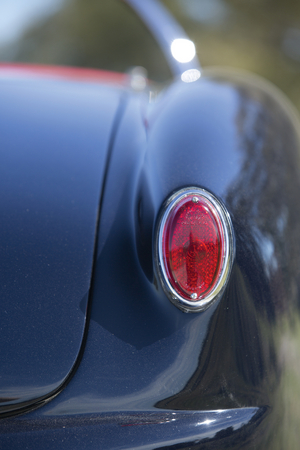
[156,188,234,312]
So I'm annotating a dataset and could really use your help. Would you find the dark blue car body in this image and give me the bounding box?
[1,2,300,448]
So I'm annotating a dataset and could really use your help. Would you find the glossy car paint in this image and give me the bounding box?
[1,66,300,449]
[0,66,125,415]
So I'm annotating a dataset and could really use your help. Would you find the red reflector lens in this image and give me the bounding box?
[163,195,223,300]
[157,188,234,312]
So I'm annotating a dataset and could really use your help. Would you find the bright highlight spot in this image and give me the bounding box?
[171,38,196,63]
[129,66,147,91]
[181,69,201,83]
[196,419,216,426]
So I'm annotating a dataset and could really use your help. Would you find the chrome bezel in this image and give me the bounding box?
[155,187,235,313]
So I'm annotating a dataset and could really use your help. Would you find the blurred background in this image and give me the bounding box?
[0,0,300,112]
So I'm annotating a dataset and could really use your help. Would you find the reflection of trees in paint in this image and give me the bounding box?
[156,77,300,415]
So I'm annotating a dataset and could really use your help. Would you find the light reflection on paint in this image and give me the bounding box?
[181,69,201,83]
[171,38,196,63]
[196,419,216,426]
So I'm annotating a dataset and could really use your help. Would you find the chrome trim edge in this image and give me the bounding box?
[155,187,235,313]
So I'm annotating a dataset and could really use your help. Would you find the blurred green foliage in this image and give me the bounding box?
[169,0,300,112]
[1,0,171,79]
[1,0,300,111]
[5,0,300,110]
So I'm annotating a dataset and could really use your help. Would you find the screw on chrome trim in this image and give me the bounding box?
[192,197,199,203]
[190,293,197,299]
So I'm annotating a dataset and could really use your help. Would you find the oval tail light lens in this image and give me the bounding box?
[156,188,234,312]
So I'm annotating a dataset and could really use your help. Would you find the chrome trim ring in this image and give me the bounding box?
[155,187,235,313]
